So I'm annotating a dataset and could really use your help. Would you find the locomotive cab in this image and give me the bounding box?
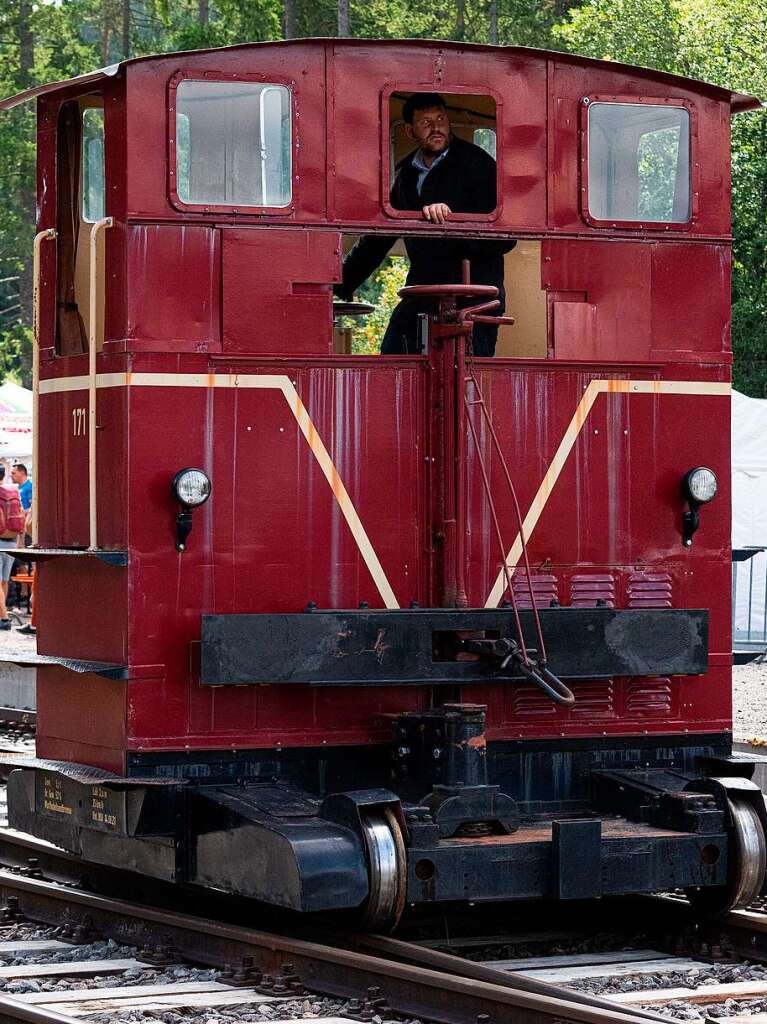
[1,40,766,930]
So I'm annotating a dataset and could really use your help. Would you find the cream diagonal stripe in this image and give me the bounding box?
[484,378,731,609]
[40,371,399,609]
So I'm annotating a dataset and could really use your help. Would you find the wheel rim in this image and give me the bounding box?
[360,807,406,931]
[729,797,767,910]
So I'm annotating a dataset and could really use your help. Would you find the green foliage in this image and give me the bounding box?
[0,0,765,391]
[345,257,409,354]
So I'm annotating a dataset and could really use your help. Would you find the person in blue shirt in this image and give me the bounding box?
[11,464,31,512]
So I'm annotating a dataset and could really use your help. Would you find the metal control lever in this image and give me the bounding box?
[460,636,517,659]
[497,640,576,707]
[461,636,575,707]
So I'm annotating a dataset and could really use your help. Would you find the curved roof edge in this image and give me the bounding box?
[0,39,761,114]
[1,63,120,112]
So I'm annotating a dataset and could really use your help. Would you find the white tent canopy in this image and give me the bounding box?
[0,381,32,465]
[732,390,767,645]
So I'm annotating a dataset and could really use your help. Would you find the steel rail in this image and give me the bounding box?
[352,933,672,1024]
[0,869,657,1024]
[0,993,77,1024]
[0,709,35,729]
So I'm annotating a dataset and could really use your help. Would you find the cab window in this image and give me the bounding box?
[81,107,105,222]
[387,92,498,215]
[587,102,691,224]
[174,80,291,209]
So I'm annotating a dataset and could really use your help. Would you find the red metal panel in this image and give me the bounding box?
[463,365,731,584]
[37,373,127,550]
[126,225,221,353]
[123,361,427,748]
[543,240,730,361]
[125,43,327,223]
[650,243,730,357]
[36,559,127,665]
[543,240,652,361]
[36,666,126,774]
[329,43,547,231]
[222,229,339,355]
[549,61,731,237]
[38,383,90,548]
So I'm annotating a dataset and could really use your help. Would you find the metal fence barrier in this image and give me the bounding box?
[733,548,767,658]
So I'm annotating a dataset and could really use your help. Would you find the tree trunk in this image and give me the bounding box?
[488,0,498,44]
[283,0,296,37]
[199,0,209,24]
[17,2,35,332]
[454,0,465,40]
[18,2,34,88]
[122,0,130,59]
[337,0,349,37]
[102,0,112,65]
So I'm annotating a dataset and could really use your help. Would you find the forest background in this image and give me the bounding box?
[0,0,765,389]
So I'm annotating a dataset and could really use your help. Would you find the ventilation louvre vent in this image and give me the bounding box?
[625,677,675,717]
[511,573,558,609]
[627,572,673,608]
[511,683,558,717]
[570,574,616,608]
[570,679,615,718]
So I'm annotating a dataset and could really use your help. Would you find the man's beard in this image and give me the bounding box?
[425,133,448,150]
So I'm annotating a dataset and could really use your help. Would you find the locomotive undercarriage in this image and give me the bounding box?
[5,605,766,930]
[7,719,767,930]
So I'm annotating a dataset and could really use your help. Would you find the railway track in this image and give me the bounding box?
[4,889,767,1024]
[0,720,765,1022]
[0,853,766,1024]
[355,901,767,1024]
[0,709,35,761]
[0,863,666,1024]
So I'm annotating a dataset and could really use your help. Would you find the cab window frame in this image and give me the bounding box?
[579,94,697,231]
[81,100,106,224]
[380,84,504,225]
[167,69,295,216]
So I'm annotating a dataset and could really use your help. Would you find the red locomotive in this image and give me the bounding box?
[1,39,764,929]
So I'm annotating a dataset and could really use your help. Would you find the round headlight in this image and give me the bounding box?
[171,468,211,508]
[683,467,718,505]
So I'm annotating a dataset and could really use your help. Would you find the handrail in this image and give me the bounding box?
[88,216,113,550]
[31,228,57,547]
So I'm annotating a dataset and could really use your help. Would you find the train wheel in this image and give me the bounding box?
[360,807,407,932]
[727,797,767,909]
[688,796,767,916]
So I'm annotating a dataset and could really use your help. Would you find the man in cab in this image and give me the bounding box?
[335,92,514,355]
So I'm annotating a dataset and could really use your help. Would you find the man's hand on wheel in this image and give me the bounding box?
[422,203,452,224]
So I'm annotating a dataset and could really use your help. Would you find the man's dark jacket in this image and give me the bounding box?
[340,134,515,302]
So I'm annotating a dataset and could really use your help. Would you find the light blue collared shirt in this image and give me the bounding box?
[412,146,450,195]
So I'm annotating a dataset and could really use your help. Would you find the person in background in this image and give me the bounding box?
[0,465,24,630]
[10,464,33,626]
[11,465,31,515]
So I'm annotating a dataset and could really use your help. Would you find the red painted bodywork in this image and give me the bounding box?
[26,40,741,773]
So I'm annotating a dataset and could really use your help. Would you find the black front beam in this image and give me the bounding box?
[201,607,708,686]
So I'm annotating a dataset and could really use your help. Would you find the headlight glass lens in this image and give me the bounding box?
[686,467,717,504]
[172,469,211,508]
